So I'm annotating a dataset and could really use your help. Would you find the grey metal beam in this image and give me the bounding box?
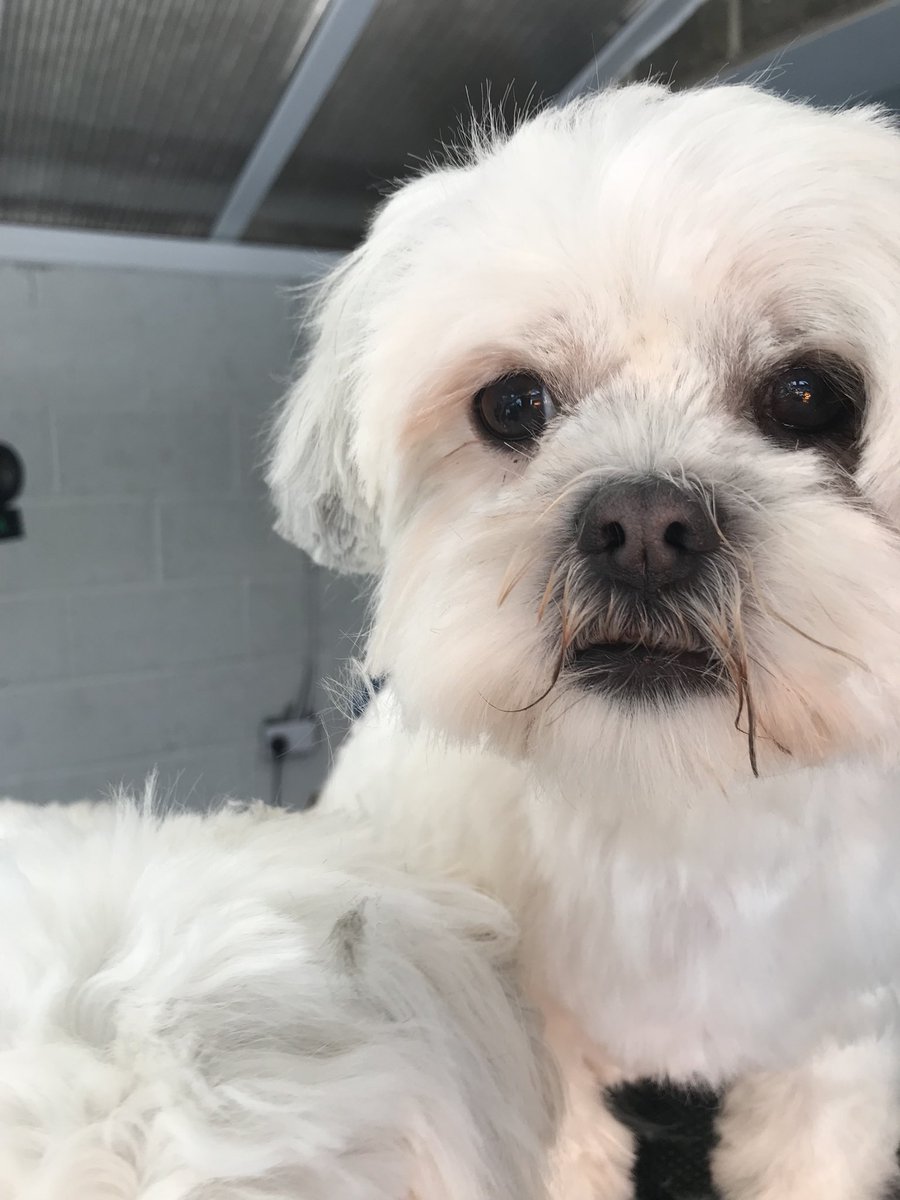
[0,224,341,280]
[557,0,710,104]
[211,0,379,241]
[723,0,900,107]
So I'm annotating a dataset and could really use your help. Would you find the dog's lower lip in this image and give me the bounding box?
[569,641,726,702]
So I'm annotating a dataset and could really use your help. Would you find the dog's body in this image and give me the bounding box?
[268,84,900,1197]
[324,693,900,1198]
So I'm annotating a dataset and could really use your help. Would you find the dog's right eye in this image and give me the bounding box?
[475,373,557,445]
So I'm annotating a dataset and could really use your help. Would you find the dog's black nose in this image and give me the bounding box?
[577,478,720,591]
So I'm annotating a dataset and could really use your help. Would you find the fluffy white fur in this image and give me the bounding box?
[0,792,555,1198]
[270,84,900,1197]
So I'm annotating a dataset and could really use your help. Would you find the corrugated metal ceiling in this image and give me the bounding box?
[0,0,322,236]
[0,0,889,250]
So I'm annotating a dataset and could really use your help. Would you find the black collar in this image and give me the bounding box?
[348,674,387,721]
[607,1079,722,1199]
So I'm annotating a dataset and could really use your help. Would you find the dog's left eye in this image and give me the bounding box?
[765,367,851,432]
[475,373,557,444]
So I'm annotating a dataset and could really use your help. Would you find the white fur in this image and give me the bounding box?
[273,85,900,1196]
[0,792,555,1198]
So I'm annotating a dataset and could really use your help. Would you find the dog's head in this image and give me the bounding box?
[270,85,900,797]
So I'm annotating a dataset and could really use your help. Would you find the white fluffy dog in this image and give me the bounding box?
[268,84,900,1198]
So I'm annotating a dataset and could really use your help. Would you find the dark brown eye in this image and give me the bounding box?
[765,367,851,433]
[475,373,556,444]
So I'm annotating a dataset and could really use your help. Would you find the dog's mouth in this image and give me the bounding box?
[568,637,727,703]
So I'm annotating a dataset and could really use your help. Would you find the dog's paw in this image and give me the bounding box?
[547,1135,635,1200]
[712,1122,900,1200]
[546,1079,635,1200]
[542,1002,636,1199]
[713,1041,900,1200]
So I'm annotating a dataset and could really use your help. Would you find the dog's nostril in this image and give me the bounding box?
[664,520,690,552]
[601,521,626,551]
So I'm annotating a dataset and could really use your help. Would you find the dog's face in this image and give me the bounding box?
[271,85,900,799]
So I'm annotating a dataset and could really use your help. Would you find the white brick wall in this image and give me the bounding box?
[0,262,366,808]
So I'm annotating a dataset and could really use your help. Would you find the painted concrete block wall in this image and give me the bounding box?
[0,261,366,807]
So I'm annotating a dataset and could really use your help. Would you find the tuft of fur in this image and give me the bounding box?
[0,789,556,1199]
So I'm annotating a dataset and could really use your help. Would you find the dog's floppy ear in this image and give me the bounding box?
[267,251,383,575]
[268,172,462,574]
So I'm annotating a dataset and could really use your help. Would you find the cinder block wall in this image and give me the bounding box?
[0,261,365,807]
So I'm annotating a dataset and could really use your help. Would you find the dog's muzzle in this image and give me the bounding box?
[567,477,729,703]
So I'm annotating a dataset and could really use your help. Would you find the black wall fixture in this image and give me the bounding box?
[0,443,24,541]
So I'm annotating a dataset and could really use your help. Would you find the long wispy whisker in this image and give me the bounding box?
[737,549,866,671]
[483,634,566,714]
[537,559,565,623]
[497,547,533,608]
[531,465,623,527]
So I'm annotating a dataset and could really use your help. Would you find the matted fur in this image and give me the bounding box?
[272,85,900,1198]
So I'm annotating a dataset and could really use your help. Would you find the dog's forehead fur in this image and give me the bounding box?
[345,87,899,499]
[453,88,890,274]
[384,91,895,361]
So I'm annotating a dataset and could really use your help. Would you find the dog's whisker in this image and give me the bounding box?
[736,548,866,671]
[537,560,565,623]
[559,569,579,650]
[439,438,481,463]
[769,604,866,670]
[484,639,566,714]
[743,671,760,778]
[498,549,534,608]
[531,465,626,527]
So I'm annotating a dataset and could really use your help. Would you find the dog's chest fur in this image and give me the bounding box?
[324,706,900,1087]
[527,759,900,1083]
